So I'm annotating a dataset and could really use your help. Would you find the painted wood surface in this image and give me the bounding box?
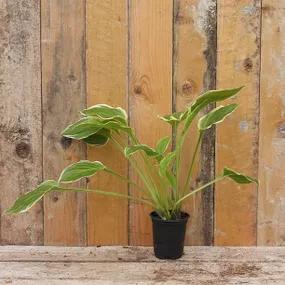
[173,0,216,245]
[215,0,260,245]
[1,246,285,284]
[86,0,128,245]
[129,0,173,245]
[258,0,285,245]
[0,0,42,245]
[41,0,86,245]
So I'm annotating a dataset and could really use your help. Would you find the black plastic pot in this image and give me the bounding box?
[150,211,189,259]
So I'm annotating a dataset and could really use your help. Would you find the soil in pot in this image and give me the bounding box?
[150,211,189,259]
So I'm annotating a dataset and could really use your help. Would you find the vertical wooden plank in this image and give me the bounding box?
[129,0,173,245]
[86,0,128,245]
[215,0,260,245]
[173,0,216,245]
[258,1,285,245]
[0,0,42,245]
[42,0,86,245]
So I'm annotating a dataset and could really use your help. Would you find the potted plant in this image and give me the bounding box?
[7,87,257,259]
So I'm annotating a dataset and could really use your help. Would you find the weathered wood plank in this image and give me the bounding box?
[41,0,86,245]
[0,247,285,285]
[0,0,42,244]
[86,0,128,245]
[1,261,284,284]
[215,0,260,245]
[173,0,216,245]
[129,0,173,245]
[1,246,285,263]
[258,1,285,245]
[2,280,285,285]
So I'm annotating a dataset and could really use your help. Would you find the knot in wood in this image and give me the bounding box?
[243,58,253,72]
[15,142,31,159]
[67,73,77,82]
[277,123,285,138]
[182,80,193,95]
[52,194,59,202]
[60,137,72,149]
[133,85,142,95]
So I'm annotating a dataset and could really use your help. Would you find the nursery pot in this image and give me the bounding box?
[150,211,189,259]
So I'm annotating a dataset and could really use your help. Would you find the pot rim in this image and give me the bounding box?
[150,211,189,223]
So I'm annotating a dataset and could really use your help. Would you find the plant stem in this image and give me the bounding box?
[182,131,203,196]
[175,112,196,189]
[56,187,154,207]
[174,176,224,207]
[173,122,179,200]
[111,133,161,206]
[105,168,147,194]
[129,131,167,208]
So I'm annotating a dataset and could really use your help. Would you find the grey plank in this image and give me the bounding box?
[0,247,284,284]
[0,246,285,263]
[0,0,42,245]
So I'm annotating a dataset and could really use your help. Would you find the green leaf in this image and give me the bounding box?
[159,152,176,177]
[223,167,258,184]
[102,120,132,134]
[184,87,243,130]
[59,160,106,183]
[6,180,58,214]
[190,87,243,113]
[166,171,177,189]
[124,144,159,158]
[62,117,131,140]
[159,111,187,125]
[81,104,127,122]
[83,129,110,146]
[198,104,238,131]
[156,136,171,154]
[161,88,242,127]
[62,117,103,139]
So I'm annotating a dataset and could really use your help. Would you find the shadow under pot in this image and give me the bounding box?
[150,211,189,260]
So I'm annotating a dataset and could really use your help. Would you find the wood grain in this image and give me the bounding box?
[129,0,173,245]
[215,0,260,245]
[258,0,285,245]
[1,245,285,263]
[173,0,216,245]
[86,0,128,245]
[1,246,285,284]
[0,0,42,245]
[41,0,86,245]
[2,0,285,247]
[1,261,284,285]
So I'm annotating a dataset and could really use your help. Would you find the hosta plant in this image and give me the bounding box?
[7,87,258,221]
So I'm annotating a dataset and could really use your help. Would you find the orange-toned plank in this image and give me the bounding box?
[42,0,86,245]
[86,0,128,245]
[173,0,216,245]
[0,0,42,244]
[258,1,285,245]
[215,1,260,245]
[129,0,173,245]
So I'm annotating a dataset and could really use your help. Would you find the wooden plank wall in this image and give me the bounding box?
[1,0,285,246]
[173,0,216,245]
[0,0,42,245]
[86,0,128,245]
[215,0,260,245]
[258,0,285,245]
[41,0,87,246]
[129,0,173,245]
